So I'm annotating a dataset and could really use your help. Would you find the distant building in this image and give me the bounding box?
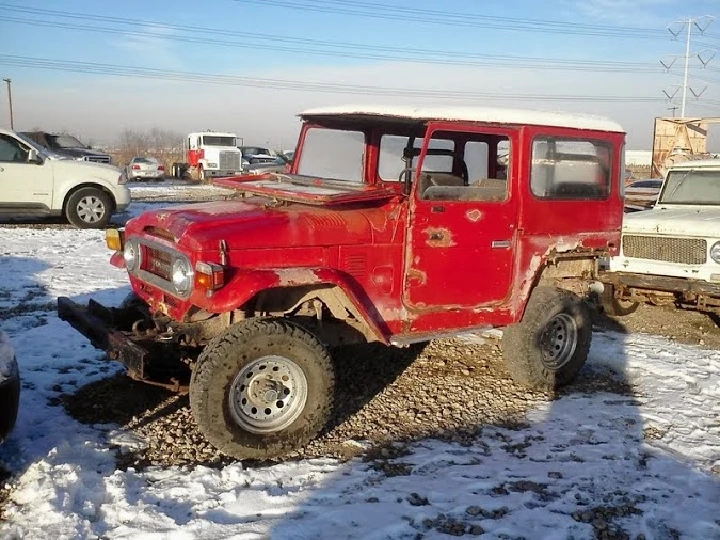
[626,150,652,167]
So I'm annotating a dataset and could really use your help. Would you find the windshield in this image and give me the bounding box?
[296,127,365,183]
[48,134,86,148]
[659,169,720,205]
[242,146,270,156]
[202,136,236,146]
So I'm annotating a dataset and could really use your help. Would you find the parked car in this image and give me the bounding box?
[239,146,276,164]
[58,104,626,460]
[624,178,663,212]
[243,154,291,175]
[21,131,112,164]
[0,331,19,444]
[602,159,720,315]
[126,156,165,181]
[0,128,130,228]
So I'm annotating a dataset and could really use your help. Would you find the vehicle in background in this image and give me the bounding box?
[171,132,244,182]
[0,331,20,445]
[126,156,165,181]
[0,128,130,228]
[624,178,663,212]
[59,104,626,460]
[602,159,720,316]
[21,131,112,164]
[243,154,291,175]
[239,145,276,164]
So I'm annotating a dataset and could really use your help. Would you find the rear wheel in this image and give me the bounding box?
[190,318,335,460]
[501,287,591,391]
[65,187,112,229]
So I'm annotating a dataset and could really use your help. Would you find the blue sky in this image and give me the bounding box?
[1,0,719,147]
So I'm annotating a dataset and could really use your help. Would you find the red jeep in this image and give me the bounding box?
[59,106,625,459]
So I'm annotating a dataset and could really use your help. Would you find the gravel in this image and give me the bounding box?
[62,335,632,470]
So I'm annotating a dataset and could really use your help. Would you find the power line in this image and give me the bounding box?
[0,54,664,103]
[234,0,669,39]
[0,4,664,73]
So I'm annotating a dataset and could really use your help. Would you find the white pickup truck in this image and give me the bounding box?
[0,128,130,228]
[601,159,720,315]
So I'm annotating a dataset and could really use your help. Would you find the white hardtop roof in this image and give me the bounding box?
[190,132,238,137]
[300,105,624,133]
[670,158,720,169]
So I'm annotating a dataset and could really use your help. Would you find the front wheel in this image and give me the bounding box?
[190,319,335,460]
[65,187,112,228]
[501,287,592,392]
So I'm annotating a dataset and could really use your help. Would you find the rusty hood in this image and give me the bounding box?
[127,198,387,252]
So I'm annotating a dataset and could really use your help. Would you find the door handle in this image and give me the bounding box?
[491,240,512,249]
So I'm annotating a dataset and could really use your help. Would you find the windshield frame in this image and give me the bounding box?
[12,132,54,159]
[658,168,720,206]
[48,134,87,149]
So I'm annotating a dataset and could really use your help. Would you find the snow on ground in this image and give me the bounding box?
[1,203,719,539]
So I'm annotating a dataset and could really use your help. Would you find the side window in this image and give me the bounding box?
[0,135,29,163]
[531,138,611,200]
[297,128,365,183]
[418,132,510,202]
[378,135,453,181]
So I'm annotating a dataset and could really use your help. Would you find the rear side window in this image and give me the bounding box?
[531,138,611,200]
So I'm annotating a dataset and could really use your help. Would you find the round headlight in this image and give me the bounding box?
[123,240,140,271]
[172,258,193,294]
[711,241,720,264]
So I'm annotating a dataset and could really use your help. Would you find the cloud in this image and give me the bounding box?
[112,22,183,68]
[564,0,677,26]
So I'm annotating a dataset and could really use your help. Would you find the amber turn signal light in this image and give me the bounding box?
[195,262,225,291]
[106,228,124,252]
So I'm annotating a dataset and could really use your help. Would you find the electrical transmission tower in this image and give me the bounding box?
[660,15,715,117]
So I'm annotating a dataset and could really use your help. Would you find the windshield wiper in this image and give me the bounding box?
[666,170,693,200]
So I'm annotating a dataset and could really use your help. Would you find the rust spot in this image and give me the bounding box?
[406,268,428,286]
[424,227,456,248]
[466,209,482,222]
[274,268,321,286]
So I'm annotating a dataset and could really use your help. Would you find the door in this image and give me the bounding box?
[403,123,518,309]
[0,134,54,214]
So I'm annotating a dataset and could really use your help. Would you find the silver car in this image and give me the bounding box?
[126,156,165,181]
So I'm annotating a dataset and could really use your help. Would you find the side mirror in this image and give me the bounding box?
[28,148,41,163]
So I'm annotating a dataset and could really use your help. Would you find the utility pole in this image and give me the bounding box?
[662,16,715,117]
[2,78,12,130]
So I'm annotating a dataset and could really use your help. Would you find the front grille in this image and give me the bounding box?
[623,235,707,265]
[83,155,111,164]
[219,151,241,171]
[143,246,173,281]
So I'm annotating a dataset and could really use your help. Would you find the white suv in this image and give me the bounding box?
[0,128,130,228]
[602,159,720,314]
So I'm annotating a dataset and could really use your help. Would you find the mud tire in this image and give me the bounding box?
[501,287,591,392]
[190,318,334,460]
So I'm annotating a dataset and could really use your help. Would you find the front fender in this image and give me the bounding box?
[205,267,388,344]
[53,177,125,210]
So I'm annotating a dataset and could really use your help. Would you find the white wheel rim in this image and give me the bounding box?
[76,195,106,223]
[228,355,308,434]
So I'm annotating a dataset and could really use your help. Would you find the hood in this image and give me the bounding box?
[50,158,121,178]
[622,205,720,238]
[55,146,110,159]
[128,199,381,251]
